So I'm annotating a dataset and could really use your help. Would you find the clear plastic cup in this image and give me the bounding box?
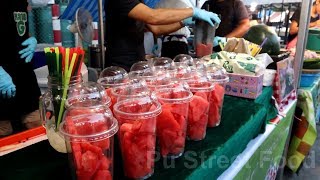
[59,102,118,180]
[186,77,214,141]
[206,63,229,127]
[111,80,151,103]
[194,20,217,57]
[113,96,162,179]
[153,83,193,158]
[97,66,130,110]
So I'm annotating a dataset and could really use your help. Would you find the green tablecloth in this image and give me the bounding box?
[0,87,277,180]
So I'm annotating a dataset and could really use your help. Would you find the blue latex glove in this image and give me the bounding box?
[152,44,159,55]
[0,67,16,99]
[182,17,195,26]
[192,7,221,27]
[213,36,227,47]
[19,37,37,63]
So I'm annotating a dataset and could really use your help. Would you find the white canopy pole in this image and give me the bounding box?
[98,0,105,69]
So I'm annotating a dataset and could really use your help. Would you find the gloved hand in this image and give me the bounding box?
[19,37,37,63]
[152,44,159,55]
[0,67,16,99]
[213,36,227,47]
[182,17,195,26]
[192,7,221,27]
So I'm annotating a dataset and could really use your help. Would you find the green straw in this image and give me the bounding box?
[56,52,78,128]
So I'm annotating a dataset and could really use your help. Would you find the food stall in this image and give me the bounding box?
[0,0,317,179]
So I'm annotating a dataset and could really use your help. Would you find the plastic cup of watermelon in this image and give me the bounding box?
[97,66,130,111]
[153,84,193,158]
[59,103,118,180]
[206,63,229,127]
[186,78,214,141]
[113,96,162,179]
[111,79,151,103]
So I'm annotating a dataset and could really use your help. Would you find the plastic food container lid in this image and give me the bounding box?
[97,66,129,88]
[130,61,150,72]
[173,54,193,64]
[205,63,229,83]
[111,79,151,100]
[59,106,118,142]
[113,96,162,120]
[152,57,173,70]
[66,81,112,108]
[186,76,215,92]
[153,83,193,104]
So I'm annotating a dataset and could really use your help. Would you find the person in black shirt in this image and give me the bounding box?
[0,0,41,136]
[287,1,320,44]
[205,0,250,38]
[104,0,221,71]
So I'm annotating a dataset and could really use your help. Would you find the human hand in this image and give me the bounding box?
[192,7,221,27]
[213,36,226,47]
[19,37,37,63]
[316,20,320,26]
[0,67,16,99]
[182,17,195,26]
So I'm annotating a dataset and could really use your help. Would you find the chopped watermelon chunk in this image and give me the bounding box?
[93,170,112,180]
[118,118,156,179]
[208,84,225,127]
[196,43,213,57]
[187,95,209,140]
[156,101,188,157]
[64,114,114,180]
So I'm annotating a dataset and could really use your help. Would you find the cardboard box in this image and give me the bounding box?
[225,73,264,99]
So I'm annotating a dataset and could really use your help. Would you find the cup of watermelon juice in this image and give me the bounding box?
[59,104,118,180]
[113,96,162,179]
[186,79,214,141]
[206,64,229,127]
[153,85,193,158]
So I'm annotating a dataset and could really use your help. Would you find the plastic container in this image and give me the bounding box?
[130,61,151,73]
[153,84,193,158]
[194,20,216,57]
[205,63,229,127]
[40,76,110,153]
[59,102,118,180]
[186,77,214,140]
[97,66,130,110]
[300,70,320,87]
[113,96,162,179]
[173,54,193,64]
[306,28,320,52]
[151,57,173,70]
[111,79,151,104]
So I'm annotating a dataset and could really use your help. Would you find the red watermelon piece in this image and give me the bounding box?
[196,43,213,57]
[156,103,188,157]
[208,84,225,127]
[81,150,100,176]
[93,170,112,180]
[187,95,209,140]
[118,117,156,179]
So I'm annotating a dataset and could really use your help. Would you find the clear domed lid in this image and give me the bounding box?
[60,103,118,142]
[130,61,150,72]
[205,63,229,83]
[111,79,151,102]
[173,54,193,64]
[152,57,173,70]
[65,81,112,108]
[97,66,129,88]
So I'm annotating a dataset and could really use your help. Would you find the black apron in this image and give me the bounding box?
[0,1,41,120]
